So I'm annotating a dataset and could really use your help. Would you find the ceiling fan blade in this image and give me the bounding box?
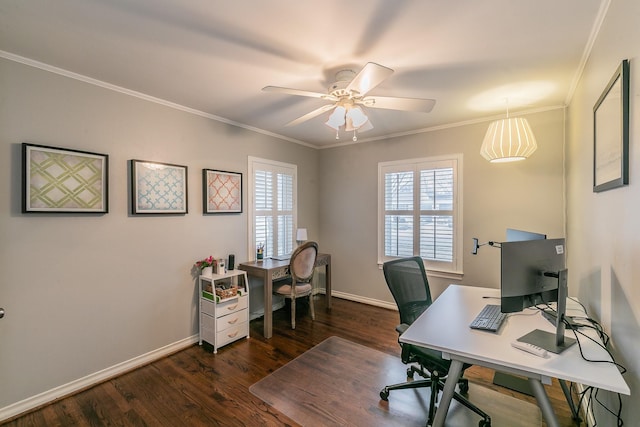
[262,86,336,101]
[286,104,336,127]
[360,96,436,113]
[346,62,394,97]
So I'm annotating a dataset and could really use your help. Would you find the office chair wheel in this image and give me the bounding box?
[478,420,491,427]
[379,388,389,401]
[406,367,415,379]
[459,379,469,394]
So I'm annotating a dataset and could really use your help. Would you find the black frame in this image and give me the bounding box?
[130,159,188,214]
[202,169,243,214]
[593,59,630,193]
[22,143,109,213]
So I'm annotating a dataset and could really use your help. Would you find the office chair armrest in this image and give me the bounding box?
[396,323,409,335]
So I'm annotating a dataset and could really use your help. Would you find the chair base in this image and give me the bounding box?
[379,376,491,427]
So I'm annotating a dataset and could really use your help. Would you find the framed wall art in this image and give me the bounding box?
[131,160,188,214]
[22,143,109,213]
[593,59,630,193]
[203,169,242,214]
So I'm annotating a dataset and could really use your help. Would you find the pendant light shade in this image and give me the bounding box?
[480,117,537,163]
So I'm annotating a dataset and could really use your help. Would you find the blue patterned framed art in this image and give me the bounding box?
[130,159,188,214]
[22,143,109,213]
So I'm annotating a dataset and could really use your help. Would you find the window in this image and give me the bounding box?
[378,155,462,275]
[248,157,297,259]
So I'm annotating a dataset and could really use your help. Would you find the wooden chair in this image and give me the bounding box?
[273,241,318,329]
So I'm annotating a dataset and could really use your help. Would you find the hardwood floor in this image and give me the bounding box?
[2,296,579,426]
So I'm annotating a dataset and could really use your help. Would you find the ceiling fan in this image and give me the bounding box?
[263,62,436,141]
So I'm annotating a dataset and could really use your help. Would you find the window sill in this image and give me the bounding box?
[425,269,463,281]
[377,262,463,281]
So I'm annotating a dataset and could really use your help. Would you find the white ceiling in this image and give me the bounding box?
[0,0,605,148]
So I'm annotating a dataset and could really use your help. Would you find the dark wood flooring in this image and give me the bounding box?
[2,296,579,426]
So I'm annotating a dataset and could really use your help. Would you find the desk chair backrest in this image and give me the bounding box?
[383,256,433,326]
[289,241,318,285]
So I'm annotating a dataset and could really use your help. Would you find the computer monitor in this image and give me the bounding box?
[505,228,546,242]
[500,238,576,353]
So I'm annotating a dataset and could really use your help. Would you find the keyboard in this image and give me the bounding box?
[469,304,508,332]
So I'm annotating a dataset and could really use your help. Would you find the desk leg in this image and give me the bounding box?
[559,379,580,422]
[528,379,559,427]
[432,359,464,427]
[264,270,273,339]
[325,260,332,310]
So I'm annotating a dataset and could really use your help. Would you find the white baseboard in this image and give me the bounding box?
[326,289,398,311]
[5,291,587,425]
[249,299,286,320]
[0,335,199,423]
[2,292,396,422]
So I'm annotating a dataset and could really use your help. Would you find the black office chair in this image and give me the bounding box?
[379,257,491,427]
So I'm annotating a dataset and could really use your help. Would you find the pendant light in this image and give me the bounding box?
[480,103,537,162]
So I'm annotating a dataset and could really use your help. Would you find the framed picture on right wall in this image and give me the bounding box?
[593,59,630,193]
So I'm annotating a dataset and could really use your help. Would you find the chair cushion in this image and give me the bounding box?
[274,282,313,296]
[405,343,452,374]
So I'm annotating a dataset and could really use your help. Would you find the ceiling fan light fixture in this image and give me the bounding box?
[347,106,368,128]
[325,106,346,130]
[264,62,435,141]
[480,117,537,162]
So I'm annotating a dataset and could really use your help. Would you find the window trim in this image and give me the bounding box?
[377,154,463,277]
[248,156,298,260]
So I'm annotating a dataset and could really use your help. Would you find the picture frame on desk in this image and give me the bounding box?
[593,59,629,193]
[202,169,242,214]
[130,159,188,214]
[22,143,109,214]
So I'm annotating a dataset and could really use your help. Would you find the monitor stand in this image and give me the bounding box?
[518,269,576,354]
[518,329,576,354]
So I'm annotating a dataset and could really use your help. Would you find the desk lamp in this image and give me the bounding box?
[296,228,308,246]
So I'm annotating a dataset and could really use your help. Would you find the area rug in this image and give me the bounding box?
[249,336,541,426]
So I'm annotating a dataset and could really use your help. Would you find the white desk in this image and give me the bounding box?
[400,284,630,427]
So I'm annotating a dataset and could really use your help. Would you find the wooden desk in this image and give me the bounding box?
[400,284,629,427]
[238,253,331,339]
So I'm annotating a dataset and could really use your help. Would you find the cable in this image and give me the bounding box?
[534,299,627,425]
[562,314,626,426]
[480,293,627,424]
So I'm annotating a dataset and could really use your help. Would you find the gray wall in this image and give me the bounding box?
[6,1,640,420]
[566,0,640,422]
[319,109,566,303]
[1,54,565,417]
[0,58,319,413]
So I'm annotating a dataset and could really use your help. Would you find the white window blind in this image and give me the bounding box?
[379,155,462,274]
[249,157,297,259]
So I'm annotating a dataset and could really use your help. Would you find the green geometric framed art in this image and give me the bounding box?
[130,160,188,215]
[22,143,109,213]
